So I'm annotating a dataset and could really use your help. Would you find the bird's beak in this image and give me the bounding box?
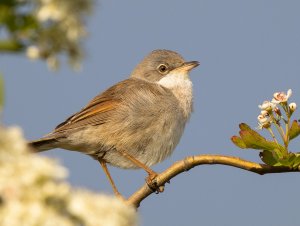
[182,61,200,71]
[172,61,200,73]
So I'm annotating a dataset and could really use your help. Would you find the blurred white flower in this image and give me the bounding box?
[258,101,276,111]
[272,89,292,104]
[37,2,64,22]
[69,191,138,226]
[26,46,41,60]
[0,126,27,156]
[26,0,92,69]
[0,126,138,226]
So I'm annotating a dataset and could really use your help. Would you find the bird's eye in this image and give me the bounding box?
[157,64,169,74]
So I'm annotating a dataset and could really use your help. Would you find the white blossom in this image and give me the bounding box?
[0,126,138,226]
[260,110,269,116]
[257,114,270,124]
[272,89,292,104]
[257,113,271,129]
[258,101,276,111]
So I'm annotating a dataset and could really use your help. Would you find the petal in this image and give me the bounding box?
[287,89,292,98]
[271,98,280,104]
[257,115,263,120]
[260,110,268,116]
[273,92,280,99]
[259,101,270,110]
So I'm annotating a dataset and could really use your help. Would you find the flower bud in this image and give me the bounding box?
[289,102,297,112]
[274,107,282,116]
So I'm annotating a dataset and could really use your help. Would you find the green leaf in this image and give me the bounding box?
[239,123,277,150]
[262,152,300,168]
[239,130,283,151]
[239,123,252,131]
[0,6,10,24]
[232,123,286,157]
[278,153,300,169]
[291,153,300,169]
[289,120,300,140]
[260,149,294,167]
[231,136,247,149]
[0,40,23,52]
[260,150,279,166]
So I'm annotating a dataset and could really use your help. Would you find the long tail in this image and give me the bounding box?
[28,137,58,152]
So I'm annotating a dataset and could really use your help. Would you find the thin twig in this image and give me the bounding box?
[125,154,298,208]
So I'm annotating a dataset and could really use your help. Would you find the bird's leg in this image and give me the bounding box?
[116,149,164,193]
[116,149,157,177]
[98,159,125,200]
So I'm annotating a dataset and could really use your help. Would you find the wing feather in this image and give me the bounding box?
[51,78,175,134]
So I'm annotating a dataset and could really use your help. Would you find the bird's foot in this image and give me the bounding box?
[145,172,164,193]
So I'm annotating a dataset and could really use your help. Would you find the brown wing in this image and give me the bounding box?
[53,99,119,133]
[50,78,175,134]
[52,79,133,133]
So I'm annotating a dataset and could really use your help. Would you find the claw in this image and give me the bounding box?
[145,173,164,193]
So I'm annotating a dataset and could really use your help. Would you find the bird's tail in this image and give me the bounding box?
[28,137,58,152]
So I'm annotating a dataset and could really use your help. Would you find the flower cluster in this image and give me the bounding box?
[24,0,93,70]
[257,89,297,130]
[256,88,299,152]
[0,126,138,226]
[232,88,300,167]
[0,0,88,70]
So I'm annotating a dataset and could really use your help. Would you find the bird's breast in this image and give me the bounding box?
[157,73,193,119]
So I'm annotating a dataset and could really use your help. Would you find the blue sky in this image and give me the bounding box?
[2,1,300,226]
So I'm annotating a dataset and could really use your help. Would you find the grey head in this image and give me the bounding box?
[130,49,199,82]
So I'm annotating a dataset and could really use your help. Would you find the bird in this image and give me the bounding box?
[29,49,199,197]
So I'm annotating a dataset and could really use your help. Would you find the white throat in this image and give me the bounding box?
[157,72,193,119]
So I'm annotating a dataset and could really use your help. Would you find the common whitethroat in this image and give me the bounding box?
[30,49,200,197]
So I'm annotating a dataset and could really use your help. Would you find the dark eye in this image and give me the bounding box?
[157,64,169,74]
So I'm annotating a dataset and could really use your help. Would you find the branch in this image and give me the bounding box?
[125,154,298,208]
